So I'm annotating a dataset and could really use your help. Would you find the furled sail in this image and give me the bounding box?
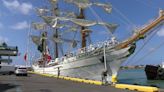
[42,16,95,27]
[60,12,77,18]
[36,8,49,16]
[57,17,70,21]
[68,26,78,32]
[98,22,118,33]
[52,37,63,43]
[60,26,78,36]
[70,19,97,26]
[93,3,112,13]
[63,27,78,34]
[49,0,58,4]
[65,0,112,13]
[52,36,79,48]
[56,24,67,29]
[31,36,41,45]
[65,0,91,9]
[43,16,117,33]
[82,29,92,33]
[66,12,76,18]
[32,22,47,30]
[41,16,74,29]
[70,18,118,33]
[106,23,118,33]
[41,16,58,27]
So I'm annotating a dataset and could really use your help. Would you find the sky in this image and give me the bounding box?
[0,0,164,66]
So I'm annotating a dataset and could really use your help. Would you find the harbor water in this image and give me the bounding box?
[118,69,164,88]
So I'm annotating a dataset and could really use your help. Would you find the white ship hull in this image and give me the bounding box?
[32,45,133,83]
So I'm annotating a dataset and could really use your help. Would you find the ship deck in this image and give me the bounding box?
[0,73,135,92]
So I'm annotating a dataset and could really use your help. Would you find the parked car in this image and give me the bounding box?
[15,67,28,76]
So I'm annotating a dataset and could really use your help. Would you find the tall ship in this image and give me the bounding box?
[31,0,164,83]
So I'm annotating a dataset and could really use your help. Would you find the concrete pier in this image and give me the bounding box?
[0,74,135,92]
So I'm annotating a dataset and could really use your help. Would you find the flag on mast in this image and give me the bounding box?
[24,53,27,61]
[45,46,51,62]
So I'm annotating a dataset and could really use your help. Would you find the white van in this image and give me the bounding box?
[0,65,15,75]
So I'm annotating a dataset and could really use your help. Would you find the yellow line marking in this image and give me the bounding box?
[28,71,102,85]
[115,84,159,92]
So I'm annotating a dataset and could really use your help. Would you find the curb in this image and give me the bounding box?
[29,71,159,92]
[115,84,159,92]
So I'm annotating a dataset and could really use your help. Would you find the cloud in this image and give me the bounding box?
[2,0,33,15]
[0,36,9,44]
[157,27,164,37]
[11,21,29,30]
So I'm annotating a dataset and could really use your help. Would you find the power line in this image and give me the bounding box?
[105,0,136,38]
[134,0,160,10]
[112,5,135,26]
[132,25,164,65]
[134,39,164,65]
[88,6,114,37]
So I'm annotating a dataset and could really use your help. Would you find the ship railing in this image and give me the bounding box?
[58,39,118,62]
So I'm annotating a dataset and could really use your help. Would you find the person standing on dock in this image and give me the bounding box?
[101,70,108,85]
[57,67,60,78]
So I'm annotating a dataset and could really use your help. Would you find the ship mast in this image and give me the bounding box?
[116,10,164,49]
[41,32,47,60]
[77,8,86,48]
[50,0,59,58]
[53,6,59,58]
[55,30,58,58]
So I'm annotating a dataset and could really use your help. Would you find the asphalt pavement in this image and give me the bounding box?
[0,74,135,92]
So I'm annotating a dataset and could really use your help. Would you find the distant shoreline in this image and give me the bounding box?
[120,65,145,70]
